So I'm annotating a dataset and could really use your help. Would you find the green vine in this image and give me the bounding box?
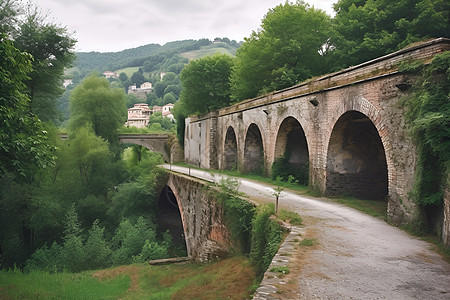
[401,51,450,214]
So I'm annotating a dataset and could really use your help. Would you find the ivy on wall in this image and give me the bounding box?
[402,51,450,218]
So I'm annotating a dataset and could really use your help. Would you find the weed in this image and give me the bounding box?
[269,266,290,275]
[299,239,317,247]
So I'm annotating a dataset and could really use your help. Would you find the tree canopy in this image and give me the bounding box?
[179,53,234,115]
[68,74,127,145]
[230,1,333,101]
[0,33,53,181]
[331,0,450,70]
[10,5,76,122]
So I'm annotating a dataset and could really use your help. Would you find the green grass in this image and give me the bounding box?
[115,67,140,78]
[269,266,290,275]
[299,238,317,247]
[332,196,387,219]
[278,209,303,226]
[180,43,236,60]
[0,269,130,299]
[0,257,256,300]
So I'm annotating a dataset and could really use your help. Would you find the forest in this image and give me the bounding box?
[1,0,449,275]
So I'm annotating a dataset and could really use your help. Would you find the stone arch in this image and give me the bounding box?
[244,123,264,174]
[325,110,388,200]
[223,126,238,170]
[158,185,188,255]
[273,116,309,184]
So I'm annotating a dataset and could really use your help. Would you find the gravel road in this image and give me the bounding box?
[163,165,450,299]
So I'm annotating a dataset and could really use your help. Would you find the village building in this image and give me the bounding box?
[103,71,118,79]
[128,82,153,99]
[125,103,175,128]
[125,103,152,128]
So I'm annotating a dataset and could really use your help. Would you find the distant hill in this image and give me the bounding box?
[70,38,241,78]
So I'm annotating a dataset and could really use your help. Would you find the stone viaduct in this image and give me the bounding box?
[183,37,450,240]
[118,134,183,163]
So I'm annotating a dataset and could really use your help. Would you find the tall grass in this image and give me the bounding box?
[0,257,256,300]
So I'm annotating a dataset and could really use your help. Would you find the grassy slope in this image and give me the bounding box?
[0,256,256,300]
[180,43,237,60]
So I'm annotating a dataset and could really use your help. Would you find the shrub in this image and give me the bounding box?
[250,203,284,276]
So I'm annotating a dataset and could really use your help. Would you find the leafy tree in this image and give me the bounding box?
[83,219,112,270]
[61,205,84,272]
[0,0,20,34]
[111,217,158,265]
[0,33,53,181]
[131,68,146,86]
[148,111,175,131]
[331,0,450,70]
[118,72,128,82]
[230,1,332,101]
[164,84,182,98]
[163,92,176,105]
[68,74,127,145]
[179,53,234,115]
[13,5,76,122]
[153,81,166,98]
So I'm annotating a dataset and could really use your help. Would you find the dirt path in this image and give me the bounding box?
[164,165,450,299]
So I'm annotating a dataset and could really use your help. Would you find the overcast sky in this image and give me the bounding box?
[36,0,336,53]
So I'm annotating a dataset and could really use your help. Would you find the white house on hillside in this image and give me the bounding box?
[125,103,175,128]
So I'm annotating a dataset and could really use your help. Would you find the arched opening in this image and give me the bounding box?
[244,123,264,174]
[326,111,388,200]
[223,126,238,170]
[273,117,309,184]
[158,185,187,256]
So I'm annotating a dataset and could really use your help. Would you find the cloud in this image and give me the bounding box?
[35,0,336,52]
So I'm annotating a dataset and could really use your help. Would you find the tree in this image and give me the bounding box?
[118,72,128,82]
[130,68,146,86]
[0,33,53,180]
[13,5,76,122]
[331,0,450,70]
[163,92,176,105]
[230,1,333,101]
[68,74,127,145]
[179,53,234,115]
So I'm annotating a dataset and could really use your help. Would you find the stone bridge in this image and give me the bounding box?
[118,134,183,163]
[158,171,233,262]
[183,37,450,241]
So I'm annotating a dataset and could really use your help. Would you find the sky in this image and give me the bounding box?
[36,0,337,53]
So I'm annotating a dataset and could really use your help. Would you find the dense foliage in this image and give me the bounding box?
[0,33,53,181]
[68,74,127,146]
[402,52,450,226]
[331,0,450,70]
[231,1,333,101]
[178,54,234,115]
[216,179,285,277]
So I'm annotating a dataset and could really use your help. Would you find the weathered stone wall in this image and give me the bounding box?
[184,38,450,230]
[166,172,232,262]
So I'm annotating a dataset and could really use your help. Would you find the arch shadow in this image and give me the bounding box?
[326,111,388,200]
[158,185,187,256]
[243,123,264,174]
[223,126,238,170]
[273,117,309,184]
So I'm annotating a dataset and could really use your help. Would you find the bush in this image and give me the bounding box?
[24,242,63,273]
[217,178,255,253]
[250,203,284,276]
[271,156,308,185]
[83,220,112,270]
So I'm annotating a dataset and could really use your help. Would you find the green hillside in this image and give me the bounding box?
[180,42,238,60]
[73,39,241,77]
